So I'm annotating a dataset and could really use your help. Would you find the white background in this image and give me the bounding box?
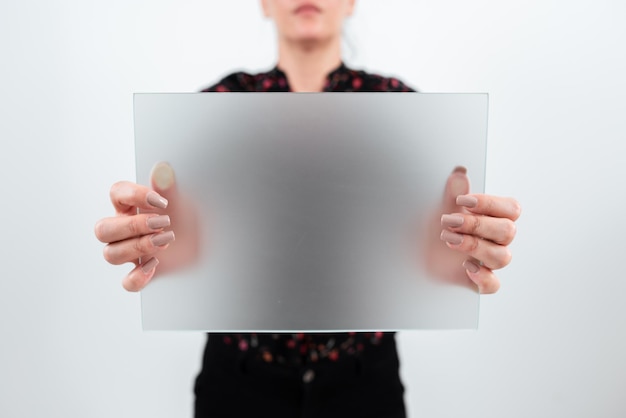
[1,1,625,417]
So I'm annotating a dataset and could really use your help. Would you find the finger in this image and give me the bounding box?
[462,260,500,294]
[150,162,179,202]
[103,231,175,265]
[456,194,521,221]
[110,181,168,215]
[441,213,517,245]
[122,257,159,292]
[95,214,171,243]
[441,166,470,214]
[440,230,512,270]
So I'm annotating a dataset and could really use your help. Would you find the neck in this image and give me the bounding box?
[277,37,342,92]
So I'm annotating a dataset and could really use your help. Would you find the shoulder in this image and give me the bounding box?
[341,66,417,92]
[200,71,256,92]
[201,68,286,92]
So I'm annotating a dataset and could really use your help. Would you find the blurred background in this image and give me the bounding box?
[1,1,625,417]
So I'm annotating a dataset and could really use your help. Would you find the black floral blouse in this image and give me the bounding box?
[202,62,414,93]
[202,63,414,366]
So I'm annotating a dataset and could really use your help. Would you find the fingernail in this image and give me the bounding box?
[441,214,464,228]
[440,230,464,245]
[141,257,159,274]
[456,195,478,208]
[463,259,481,273]
[147,191,168,209]
[147,215,170,230]
[151,162,175,190]
[151,230,175,247]
[453,166,467,174]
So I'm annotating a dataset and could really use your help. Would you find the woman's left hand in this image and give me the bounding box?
[437,167,521,294]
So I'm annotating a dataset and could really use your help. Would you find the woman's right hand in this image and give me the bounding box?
[94,162,199,292]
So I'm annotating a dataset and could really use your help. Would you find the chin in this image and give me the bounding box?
[289,26,333,43]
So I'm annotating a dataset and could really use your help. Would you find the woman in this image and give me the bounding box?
[95,1,521,416]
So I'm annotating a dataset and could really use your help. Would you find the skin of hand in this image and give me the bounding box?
[94,162,199,292]
[95,162,518,294]
[425,166,521,294]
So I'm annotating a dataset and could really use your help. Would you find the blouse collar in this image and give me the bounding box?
[270,62,350,92]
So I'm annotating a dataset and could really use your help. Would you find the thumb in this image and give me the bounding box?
[150,161,179,202]
[442,166,470,214]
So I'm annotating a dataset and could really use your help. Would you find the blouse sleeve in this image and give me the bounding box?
[201,72,255,92]
[361,73,417,92]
